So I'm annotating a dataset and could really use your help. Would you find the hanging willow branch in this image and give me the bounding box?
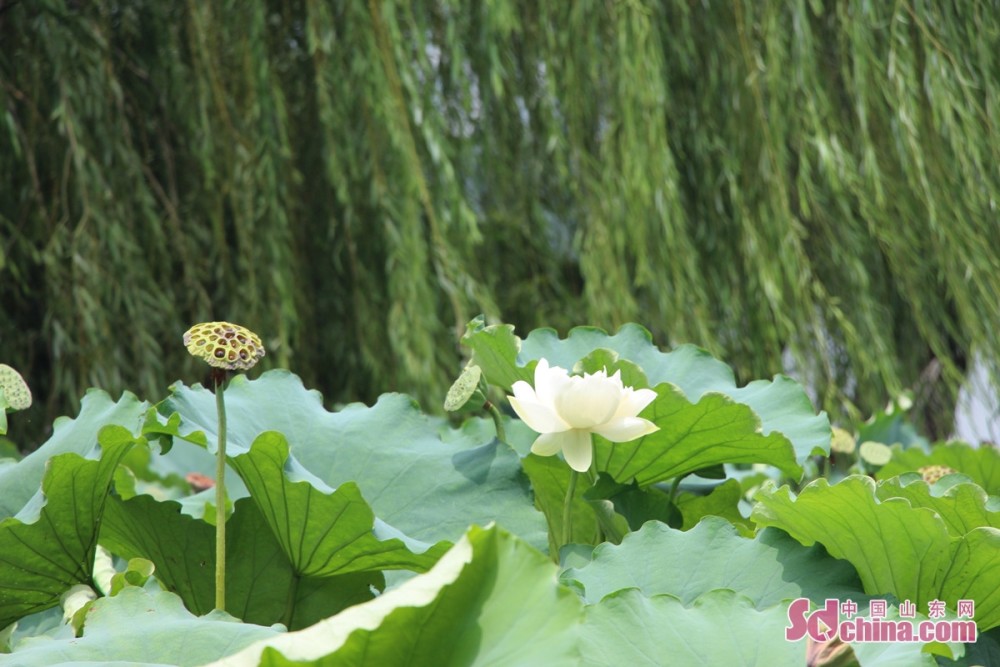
[1,0,998,446]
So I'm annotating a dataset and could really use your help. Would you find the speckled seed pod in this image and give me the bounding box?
[183,322,265,371]
[0,364,32,410]
[919,464,958,485]
[444,364,482,412]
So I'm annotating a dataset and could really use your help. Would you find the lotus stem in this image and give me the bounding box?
[484,399,506,443]
[181,321,265,613]
[668,474,683,504]
[561,469,579,549]
[214,370,228,611]
[283,574,300,629]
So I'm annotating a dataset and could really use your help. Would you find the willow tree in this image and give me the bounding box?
[1,0,998,447]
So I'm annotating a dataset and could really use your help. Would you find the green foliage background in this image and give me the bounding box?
[2,0,998,445]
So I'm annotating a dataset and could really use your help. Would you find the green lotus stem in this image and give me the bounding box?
[214,372,228,611]
[283,574,300,629]
[591,499,626,545]
[561,468,579,549]
[484,399,506,443]
[181,322,265,613]
[668,475,683,504]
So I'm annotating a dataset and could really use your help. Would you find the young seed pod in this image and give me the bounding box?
[858,441,892,467]
[0,364,32,411]
[444,364,484,412]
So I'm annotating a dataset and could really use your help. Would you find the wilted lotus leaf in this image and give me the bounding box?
[183,322,265,371]
[0,364,31,410]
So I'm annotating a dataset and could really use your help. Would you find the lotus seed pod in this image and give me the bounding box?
[858,441,893,467]
[830,427,856,455]
[183,322,265,371]
[919,464,958,485]
[444,364,483,411]
[0,364,32,410]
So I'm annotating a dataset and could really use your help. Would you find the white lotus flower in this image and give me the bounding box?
[508,358,659,472]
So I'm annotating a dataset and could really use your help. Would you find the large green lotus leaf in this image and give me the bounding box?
[462,318,830,463]
[560,517,863,607]
[572,348,651,390]
[204,525,585,666]
[229,431,449,574]
[460,318,533,391]
[584,474,676,535]
[4,607,70,652]
[858,402,929,450]
[939,528,1000,632]
[852,640,940,667]
[4,586,281,666]
[0,425,135,629]
[875,477,1000,534]
[844,601,961,666]
[946,626,1000,667]
[595,383,803,484]
[758,477,1000,632]
[580,589,805,665]
[100,494,214,615]
[158,372,547,549]
[795,603,962,665]
[879,442,1000,495]
[752,477,948,606]
[590,594,945,667]
[118,414,251,508]
[676,478,753,534]
[0,389,147,518]
[125,419,251,516]
[100,494,381,630]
